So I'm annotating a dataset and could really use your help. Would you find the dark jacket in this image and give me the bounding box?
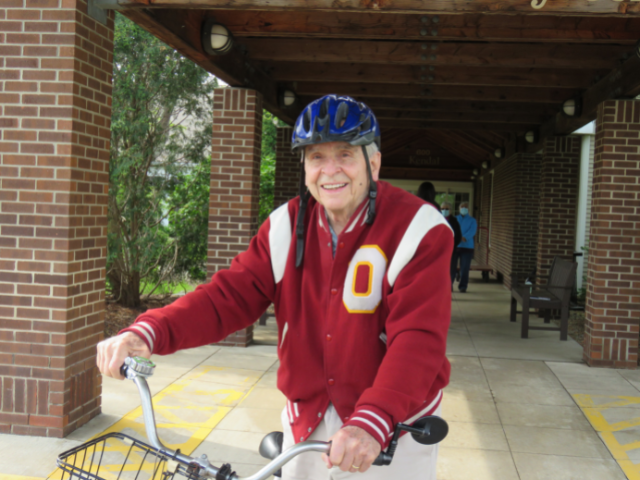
[447,215,462,249]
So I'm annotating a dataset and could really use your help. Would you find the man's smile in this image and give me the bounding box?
[321,183,348,190]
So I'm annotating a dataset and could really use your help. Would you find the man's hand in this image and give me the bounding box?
[461,237,467,242]
[97,332,151,379]
[322,426,381,473]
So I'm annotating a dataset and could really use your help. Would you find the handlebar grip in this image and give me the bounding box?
[120,363,128,378]
[372,452,392,466]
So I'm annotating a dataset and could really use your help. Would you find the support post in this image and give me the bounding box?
[207,88,263,347]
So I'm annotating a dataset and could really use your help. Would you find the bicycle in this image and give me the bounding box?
[56,357,449,480]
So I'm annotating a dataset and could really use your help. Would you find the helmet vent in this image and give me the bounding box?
[320,97,330,119]
[303,109,312,132]
[362,117,371,132]
[336,102,349,129]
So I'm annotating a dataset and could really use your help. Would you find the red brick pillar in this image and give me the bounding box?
[274,127,300,208]
[536,136,580,283]
[583,100,640,368]
[208,88,263,347]
[0,1,113,436]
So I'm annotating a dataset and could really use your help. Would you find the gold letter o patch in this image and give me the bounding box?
[343,245,387,314]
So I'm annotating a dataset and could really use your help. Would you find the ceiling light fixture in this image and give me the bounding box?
[278,89,297,108]
[562,98,582,117]
[201,19,233,55]
[494,148,504,159]
[525,130,539,144]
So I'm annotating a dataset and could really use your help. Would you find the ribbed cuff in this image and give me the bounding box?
[119,320,157,354]
[342,405,394,449]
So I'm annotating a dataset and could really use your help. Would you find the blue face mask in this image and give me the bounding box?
[460,208,469,216]
[441,209,450,217]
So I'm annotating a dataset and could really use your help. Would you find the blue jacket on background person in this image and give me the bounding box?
[456,211,477,249]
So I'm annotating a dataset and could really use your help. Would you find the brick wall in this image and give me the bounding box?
[476,153,541,290]
[273,127,299,208]
[513,154,542,277]
[475,174,491,274]
[0,1,113,436]
[583,100,640,369]
[207,88,263,347]
[536,136,580,284]
[487,157,517,284]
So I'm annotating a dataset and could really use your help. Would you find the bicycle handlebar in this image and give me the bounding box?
[120,357,446,480]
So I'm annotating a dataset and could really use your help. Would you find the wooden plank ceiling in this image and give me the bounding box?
[113,0,640,177]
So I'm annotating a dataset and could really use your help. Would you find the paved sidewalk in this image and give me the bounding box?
[0,272,638,480]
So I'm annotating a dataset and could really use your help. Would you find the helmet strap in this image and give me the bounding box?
[362,145,377,224]
[295,154,309,268]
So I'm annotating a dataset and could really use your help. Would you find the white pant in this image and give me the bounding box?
[280,404,440,480]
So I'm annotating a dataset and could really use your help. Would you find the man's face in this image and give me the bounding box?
[460,203,469,214]
[304,141,381,219]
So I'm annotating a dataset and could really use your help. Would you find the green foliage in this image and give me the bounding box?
[258,111,278,225]
[140,280,196,296]
[108,13,215,307]
[166,151,211,281]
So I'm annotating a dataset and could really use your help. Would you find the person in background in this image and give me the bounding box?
[451,202,477,293]
[416,182,440,212]
[440,201,461,287]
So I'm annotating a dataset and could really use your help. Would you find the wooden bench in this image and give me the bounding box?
[510,257,577,341]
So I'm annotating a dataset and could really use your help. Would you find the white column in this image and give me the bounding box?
[573,122,595,289]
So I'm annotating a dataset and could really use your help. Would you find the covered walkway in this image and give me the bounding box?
[1,272,638,480]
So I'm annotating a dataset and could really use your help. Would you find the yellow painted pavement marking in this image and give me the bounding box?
[0,476,42,480]
[574,394,640,480]
[46,366,263,480]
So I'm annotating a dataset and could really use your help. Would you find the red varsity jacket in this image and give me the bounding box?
[121,181,453,449]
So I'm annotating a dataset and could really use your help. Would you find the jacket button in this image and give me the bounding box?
[339,242,344,249]
[308,427,312,432]
[300,436,304,442]
[331,288,338,295]
[327,242,331,247]
[328,378,335,386]
[326,334,332,341]
[318,412,323,417]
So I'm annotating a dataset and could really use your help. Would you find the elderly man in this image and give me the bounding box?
[96,95,453,480]
[451,202,477,293]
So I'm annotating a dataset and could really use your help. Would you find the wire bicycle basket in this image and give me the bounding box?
[55,432,204,480]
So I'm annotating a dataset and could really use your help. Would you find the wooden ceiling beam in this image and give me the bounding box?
[378,119,530,131]
[268,62,603,89]
[295,82,575,104]
[525,53,640,152]
[435,131,490,158]
[375,110,549,124]
[301,97,560,115]
[118,8,295,124]
[426,130,491,162]
[114,0,640,16]
[422,131,487,164]
[456,131,505,151]
[205,11,640,44]
[379,167,474,182]
[241,38,631,69]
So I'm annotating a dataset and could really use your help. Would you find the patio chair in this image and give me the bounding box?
[510,257,577,341]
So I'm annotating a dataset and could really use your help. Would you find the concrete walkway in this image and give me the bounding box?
[1,272,639,480]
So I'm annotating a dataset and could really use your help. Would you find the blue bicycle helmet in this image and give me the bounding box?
[290,95,381,267]
[292,95,381,150]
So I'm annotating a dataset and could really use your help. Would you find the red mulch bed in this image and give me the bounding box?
[104,296,179,338]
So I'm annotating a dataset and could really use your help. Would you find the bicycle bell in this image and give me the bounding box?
[124,356,156,378]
